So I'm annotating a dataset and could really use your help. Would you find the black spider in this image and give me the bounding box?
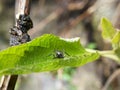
[55,51,64,58]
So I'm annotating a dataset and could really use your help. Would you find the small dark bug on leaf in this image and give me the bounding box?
[55,51,64,58]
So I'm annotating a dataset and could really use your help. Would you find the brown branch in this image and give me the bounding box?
[102,69,120,90]
[6,75,18,90]
[68,1,87,11]
[0,0,32,90]
[112,3,120,29]
[0,76,10,90]
[0,75,18,90]
[59,3,97,37]
[29,0,97,37]
[29,8,64,36]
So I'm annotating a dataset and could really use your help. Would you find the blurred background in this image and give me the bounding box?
[0,0,120,90]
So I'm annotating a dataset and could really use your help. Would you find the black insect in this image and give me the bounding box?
[17,14,33,33]
[55,51,64,58]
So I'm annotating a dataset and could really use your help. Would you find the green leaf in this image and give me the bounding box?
[111,30,120,60]
[101,18,120,58]
[101,17,116,40]
[112,30,120,49]
[0,34,99,75]
[114,48,120,62]
[112,31,120,44]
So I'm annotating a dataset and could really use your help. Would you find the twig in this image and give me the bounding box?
[112,3,120,29]
[6,75,18,90]
[29,8,64,36]
[29,0,97,37]
[0,0,33,90]
[59,2,97,37]
[102,69,120,90]
[68,1,87,11]
[0,76,10,90]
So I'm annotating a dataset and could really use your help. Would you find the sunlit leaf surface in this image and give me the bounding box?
[0,34,99,75]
